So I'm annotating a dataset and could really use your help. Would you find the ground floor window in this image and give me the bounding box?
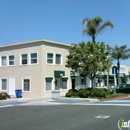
[1,79,7,91]
[23,79,30,92]
[62,78,68,90]
[45,77,53,91]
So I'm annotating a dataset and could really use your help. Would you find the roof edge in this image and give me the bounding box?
[0,39,71,48]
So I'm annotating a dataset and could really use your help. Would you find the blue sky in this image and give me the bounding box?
[0,0,130,65]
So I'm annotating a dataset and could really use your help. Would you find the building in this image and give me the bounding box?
[0,39,130,98]
[0,39,71,98]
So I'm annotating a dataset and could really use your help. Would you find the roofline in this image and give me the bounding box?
[0,39,71,48]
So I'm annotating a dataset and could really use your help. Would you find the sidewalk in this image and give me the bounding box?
[0,98,33,104]
[0,96,99,104]
[60,97,99,102]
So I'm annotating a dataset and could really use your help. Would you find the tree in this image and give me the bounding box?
[111,45,130,84]
[66,41,112,88]
[82,16,114,43]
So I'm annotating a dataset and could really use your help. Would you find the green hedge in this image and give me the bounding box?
[66,88,111,98]
[0,93,10,100]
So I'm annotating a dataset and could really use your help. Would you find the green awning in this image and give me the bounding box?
[45,77,53,81]
[125,75,130,77]
[54,70,65,77]
[62,77,68,81]
[109,75,114,77]
[96,75,106,78]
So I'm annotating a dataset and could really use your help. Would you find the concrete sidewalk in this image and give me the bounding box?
[0,97,99,105]
[60,97,99,102]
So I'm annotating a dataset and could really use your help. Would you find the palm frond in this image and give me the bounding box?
[97,21,114,34]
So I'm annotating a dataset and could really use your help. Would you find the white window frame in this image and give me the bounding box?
[45,77,53,92]
[8,55,15,66]
[46,52,62,65]
[1,78,8,91]
[22,78,31,92]
[29,52,38,65]
[1,56,7,66]
[46,52,54,65]
[20,53,28,65]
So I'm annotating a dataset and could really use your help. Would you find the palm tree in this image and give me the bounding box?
[82,16,114,43]
[111,45,130,84]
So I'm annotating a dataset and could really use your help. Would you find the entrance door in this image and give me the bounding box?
[55,78,61,90]
[9,78,15,95]
[72,77,75,90]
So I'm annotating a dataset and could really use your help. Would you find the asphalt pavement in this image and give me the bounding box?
[0,105,130,130]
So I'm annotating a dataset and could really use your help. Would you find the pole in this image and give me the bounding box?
[114,68,117,93]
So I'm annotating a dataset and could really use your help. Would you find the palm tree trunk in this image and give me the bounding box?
[92,36,96,43]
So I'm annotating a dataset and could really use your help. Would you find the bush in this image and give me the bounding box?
[0,93,10,100]
[65,89,79,97]
[90,88,107,98]
[78,89,90,98]
[66,88,113,98]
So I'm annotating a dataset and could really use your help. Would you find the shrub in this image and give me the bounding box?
[0,93,10,100]
[65,89,78,97]
[89,88,107,98]
[78,89,90,98]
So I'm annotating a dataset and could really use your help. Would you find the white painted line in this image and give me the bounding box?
[0,105,14,108]
[95,115,110,119]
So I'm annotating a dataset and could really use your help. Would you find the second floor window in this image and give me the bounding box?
[30,53,37,64]
[55,54,61,65]
[47,53,62,65]
[47,53,54,64]
[1,56,7,66]
[21,54,28,65]
[9,55,14,66]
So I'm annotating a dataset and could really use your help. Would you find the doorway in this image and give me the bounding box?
[55,77,61,90]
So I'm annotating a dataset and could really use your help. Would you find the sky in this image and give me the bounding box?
[0,0,130,65]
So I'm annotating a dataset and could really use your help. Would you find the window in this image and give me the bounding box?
[47,52,62,65]
[30,53,37,64]
[1,56,7,66]
[45,77,53,91]
[9,55,14,66]
[62,78,68,89]
[21,54,28,65]
[1,79,7,90]
[55,54,61,65]
[23,79,30,91]
[47,53,54,64]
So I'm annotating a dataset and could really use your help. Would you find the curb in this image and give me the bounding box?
[0,98,33,104]
[99,95,129,101]
[60,97,99,102]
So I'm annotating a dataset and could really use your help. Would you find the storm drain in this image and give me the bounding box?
[95,115,110,119]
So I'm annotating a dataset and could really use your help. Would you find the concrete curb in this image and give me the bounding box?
[59,97,99,102]
[0,98,33,104]
[99,95,130,101]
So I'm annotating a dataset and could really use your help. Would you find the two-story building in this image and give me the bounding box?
[0,39,130,98]
[0,39,71,98]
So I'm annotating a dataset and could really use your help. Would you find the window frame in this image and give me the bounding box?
[20,53,28,65]
[8,55,15,66]
[30,52,38,65]
[1,78,8,91]
[22,78,31,92]
[1,56,7,66]
[46,52,62,65]
[45,77,53,92]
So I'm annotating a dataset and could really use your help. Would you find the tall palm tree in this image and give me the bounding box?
[111,45,130,84]
[82,16,114,43]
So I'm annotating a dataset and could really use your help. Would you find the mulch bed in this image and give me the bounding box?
[99,95,129,101]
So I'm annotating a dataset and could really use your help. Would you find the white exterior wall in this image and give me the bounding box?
[0,40,72,98]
